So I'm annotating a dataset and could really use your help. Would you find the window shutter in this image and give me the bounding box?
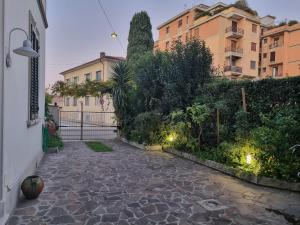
[30,26,39,120]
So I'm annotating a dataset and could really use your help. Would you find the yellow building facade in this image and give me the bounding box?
[156,2,300,79]
[60,52,124,112]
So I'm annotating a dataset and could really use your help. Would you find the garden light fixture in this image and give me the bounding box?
[167,133,177,143]
[246,154,252,165]
[6,27,39,68]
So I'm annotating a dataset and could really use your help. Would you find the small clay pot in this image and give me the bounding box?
[21,176,44,200]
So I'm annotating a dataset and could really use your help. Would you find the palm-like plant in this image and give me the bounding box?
[110,61,132,126]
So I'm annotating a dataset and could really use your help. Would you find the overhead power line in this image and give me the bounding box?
[95,0,126,53]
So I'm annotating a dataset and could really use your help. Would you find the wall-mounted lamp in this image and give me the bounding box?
[6,27,39,68]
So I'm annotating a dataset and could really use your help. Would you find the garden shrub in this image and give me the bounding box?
[196,77,300,147]
[169,104,211,153]
[130,112,162,145]
[250,106,300,181]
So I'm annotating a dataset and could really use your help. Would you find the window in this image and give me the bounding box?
[272,67,279,77]
[178,35,182,41]
[186,16,189,25]
[73,97,77,106]
[194,28,199,38]
[263,53,267,58]
[252,24,257,33]
[270,52,276,62]
[263,38,268,44]
[250,61,256,70]
[166,26,170,34]
[232,21,238,32]
[263,67,266,73]
[186,32,189,41]
[274,36,279,45]
[96,71,102,81]
[95,96,104,106]
[251,42,257,51]
[178,19,182,28]
[65,97,70,106]
[166,41,170,50]
[29,16,40,122]
[73,76,79,84]
[85,96,90,106]
[85,73,91,81]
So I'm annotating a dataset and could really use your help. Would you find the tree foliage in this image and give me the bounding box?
[161,40,212,113]
[127,11,154,65]
[51,80,111,98]
[235,0,249,8]
[133,39,213,116]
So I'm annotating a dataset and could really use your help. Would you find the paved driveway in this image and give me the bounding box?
[7,140,300,225]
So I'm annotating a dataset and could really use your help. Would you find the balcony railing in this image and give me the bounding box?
[225,47,243,54]
[224,66,242,73]
[225,26,244,36]
[269,42,283,49]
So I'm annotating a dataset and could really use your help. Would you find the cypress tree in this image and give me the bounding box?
[127,11,154,64]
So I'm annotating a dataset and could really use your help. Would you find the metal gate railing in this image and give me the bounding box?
[58,105,118,140]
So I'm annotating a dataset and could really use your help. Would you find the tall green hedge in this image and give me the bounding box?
[197,77,300,145]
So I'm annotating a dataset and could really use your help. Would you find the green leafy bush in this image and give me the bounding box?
[130,112,162,145]
[48,135,63,149]
[169,104,211,152]
[250,107,300,181]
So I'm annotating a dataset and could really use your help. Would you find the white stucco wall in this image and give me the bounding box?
[2,0,46,219]
[0,0,5,221]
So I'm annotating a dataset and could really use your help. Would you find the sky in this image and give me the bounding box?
[45,0,300,87]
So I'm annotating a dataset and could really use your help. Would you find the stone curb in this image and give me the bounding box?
[120,138,162,151]
[164,148,300,192]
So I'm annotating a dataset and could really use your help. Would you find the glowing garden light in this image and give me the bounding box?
[246,154,252,165]
[167,133,176,143]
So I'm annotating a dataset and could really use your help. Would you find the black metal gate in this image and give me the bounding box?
[59,109,118,140]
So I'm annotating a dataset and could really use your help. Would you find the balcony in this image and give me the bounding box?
[224,65,243,76]
[269,42,283,49]
[225,27,244,39]
[225,47,243,58]
[269,60,283,66]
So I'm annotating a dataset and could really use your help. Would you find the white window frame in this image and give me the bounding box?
[27,12,40,127]
[96,71,102,81]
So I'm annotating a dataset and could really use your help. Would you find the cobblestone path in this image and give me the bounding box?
[6,140,300,225]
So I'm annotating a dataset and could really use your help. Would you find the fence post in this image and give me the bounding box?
[216,109,220,144]
[241,88,247,112]
[59,110,61,137]
[80,102,83,140]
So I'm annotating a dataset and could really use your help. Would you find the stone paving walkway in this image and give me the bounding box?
[6,140,300,225]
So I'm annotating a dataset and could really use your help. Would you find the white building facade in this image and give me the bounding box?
[0,0,48,223]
